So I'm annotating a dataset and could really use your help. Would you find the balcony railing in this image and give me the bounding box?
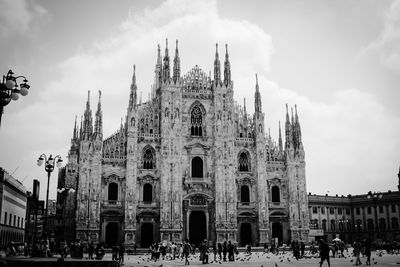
[138,201,158,208]
[268,202,285,209]
[237,202,256,209]
[102,200,122,207]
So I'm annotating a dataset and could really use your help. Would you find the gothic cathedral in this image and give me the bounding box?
[63,40,309,248]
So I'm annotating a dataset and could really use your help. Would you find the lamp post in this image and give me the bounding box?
[37,154,63,239]
[57,187,75,242]
[367,192,383,241]
[0,70,30,127]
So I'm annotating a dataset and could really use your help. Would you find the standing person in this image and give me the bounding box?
[352,240,362,266]
[119,242,125,264]
[212,243,217,262]
[171,242,177,260]
[217,243,222,261]
[183,239,191,265]
[222,241,227,262]
[88,242,94,260]
[318,239,331,267]
[364,239,372,266]
[227,241,234,261]
[300,241,305,258]
[112,245,118,261]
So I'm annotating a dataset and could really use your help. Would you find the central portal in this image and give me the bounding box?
[189,210,206,246]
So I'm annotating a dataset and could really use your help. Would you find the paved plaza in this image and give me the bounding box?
[99,250,400,267]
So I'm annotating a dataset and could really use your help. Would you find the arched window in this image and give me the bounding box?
[347,220,352,231]
[108,183,118,202]
[356,219,362,232]
[143,183,153,202]
[322,219,327,231]
[238,152,249,172]
[271,186,280,202]
[143,148,154,169]
[241,185,250,203]
[191,157,203,178]
[338,221,344,231]
[379,218,386,230]
[367,219,374,231]
[190,106,203,136]
[330,220,336,231]
[391,217,399,230]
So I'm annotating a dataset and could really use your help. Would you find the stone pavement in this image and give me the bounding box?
[104,250,400,267]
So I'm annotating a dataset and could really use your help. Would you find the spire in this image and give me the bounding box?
[223,44,231,86]
[129,64,137,110]
[255,73,262,114]
[79,115,83,139]
[173,39,180,83]
[154,43,162,89]
[163,38,170,82]
[94,90,103,140]
[295,104,302,147]
[243,98,247,116]
[214,43,221,85]
[285,103,292,149]
[73,115,78,140]
[278,120,283,152]
[83,90,93,140]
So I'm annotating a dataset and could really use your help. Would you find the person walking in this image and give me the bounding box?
[318,239,330,267]
[222,241,227,262]
[217,243,222,261]
[88,242,94,260]
[183,239,191,265]
[119,242,125,264]
[364,239,372,265]
[353,240,362,266]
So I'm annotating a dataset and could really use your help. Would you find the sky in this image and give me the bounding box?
[0,0,400,201]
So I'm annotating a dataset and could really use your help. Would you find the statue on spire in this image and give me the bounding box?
[223,44,231,86]
[173,39,180,83]
[214,43,221,85]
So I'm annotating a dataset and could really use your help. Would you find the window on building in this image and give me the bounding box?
[367,207,372,214]
[13,215,16,227]
[338,221,344,231]
[143,183,153,202]
[356,219,362,232]
[330,208,334,215]
[108,182,118,202]
[322,219,327,231]
[241,185,250,203]
[271,186,280,203]
[356,207,360,215]
[379,206,384,213]
[143,148,154,169]
[17,217,20,228]
[346,208,350,215]
[312,207,318,214]
[21,217,24,228]
[238,152,249,172]
[311,219,319,229]
[321,207,325,214]
[4,212,7,225]
[391,205,396,213]
[330,220,336,231]
[338,208,342,215]
[367,219,374,231]
[9,214,12,225]
[190,106,203,136]
[391,217,399,230]
[191,156,203,178]
[379,218,386,230]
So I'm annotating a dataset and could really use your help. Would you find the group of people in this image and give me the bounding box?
[111,243,125,263]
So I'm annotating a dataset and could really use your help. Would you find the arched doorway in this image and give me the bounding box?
[189,211,206,246]
[105,222,119,247]
[141,223,153,248]
[240,223,252,246]
[272,222,283,245]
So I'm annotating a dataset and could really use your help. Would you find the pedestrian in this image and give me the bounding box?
[88,242,94,259]
[183,239,191,265]
[171,242,177,260]
[300,241,305,258]
[212,243,217,261]
[352,240,362,266]
[222,241,227,261]
[217,242,222,261]
[227,241,234,261]
[119,242,125,264]
[318,239,330,267]
[364,239,371,265]
[112,245,118,261]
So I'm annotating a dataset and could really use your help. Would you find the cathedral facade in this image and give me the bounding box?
[63,41,309,248]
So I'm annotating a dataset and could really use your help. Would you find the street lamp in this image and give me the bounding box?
[0,69,31,127]
[57,187,75,242]
[367,192,383,241]
[37,154,63,239]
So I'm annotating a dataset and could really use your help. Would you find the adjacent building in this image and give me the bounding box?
[0,168,27,246]
[59,41,309,248]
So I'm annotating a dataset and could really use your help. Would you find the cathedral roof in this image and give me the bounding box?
[182,65,211,89]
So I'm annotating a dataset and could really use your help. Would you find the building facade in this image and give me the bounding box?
[0,168,27,246]
[61,41,309,247]
[308,170,400,243]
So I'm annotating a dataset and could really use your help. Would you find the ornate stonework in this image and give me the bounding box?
[62,41,309,247]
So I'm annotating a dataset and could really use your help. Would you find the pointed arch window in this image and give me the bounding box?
[143,148,154,169]
[190,106,203,136]
[271,186,280,203]
[241,185,250,203]
[238,152,249,172]
[108,182,118,203]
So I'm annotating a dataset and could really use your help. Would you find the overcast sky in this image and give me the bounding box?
[0,0,399,201]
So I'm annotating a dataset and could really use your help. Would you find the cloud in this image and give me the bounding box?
[361,0,400,71]
[0,0,47,37]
